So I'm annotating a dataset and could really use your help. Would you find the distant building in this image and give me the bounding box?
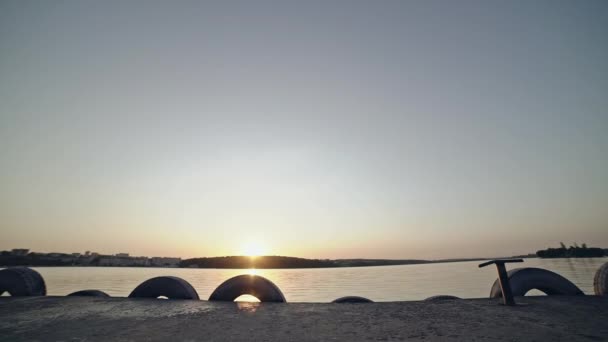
[43,253,74,263]
[132,257,149,267]
[11,249,29,256]
[150,257,181,267]
[99,256,127,266]
[47,253,64,258]
[72,253,81,257]
[98,257,117,266]
[116,253,130,258]
[98,256,149,267]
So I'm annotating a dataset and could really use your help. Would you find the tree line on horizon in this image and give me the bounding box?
[178,256,431,269]
[3,246,606,268]
[536,242,606,258]
[0,252,431,268]
[179,256,337,269]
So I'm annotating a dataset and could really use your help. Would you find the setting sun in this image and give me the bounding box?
[241,241,267,257]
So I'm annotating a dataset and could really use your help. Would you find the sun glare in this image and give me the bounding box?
[241,241,267,257]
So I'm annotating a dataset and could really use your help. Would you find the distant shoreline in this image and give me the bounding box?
[1,253,537,269]
[5,245,606,270]
[6,253,608,270]
[7,255,608,270]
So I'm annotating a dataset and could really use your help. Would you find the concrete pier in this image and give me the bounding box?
[1,296,607,341]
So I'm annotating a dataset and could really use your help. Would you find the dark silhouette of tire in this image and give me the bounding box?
[425,295,461,301]
[0,267,46,296]
[68,290,110,297]
[129,276,199,300]
[489,267,584,298]
[594,262,608,296]
[209,275,286,302]
[332,296,373,303]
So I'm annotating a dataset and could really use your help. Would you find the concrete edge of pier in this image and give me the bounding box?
[1,296,607,341]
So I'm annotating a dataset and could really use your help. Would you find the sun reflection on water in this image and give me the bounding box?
[236,300,260,313]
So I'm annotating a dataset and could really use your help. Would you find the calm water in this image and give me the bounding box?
[10,258,607,302]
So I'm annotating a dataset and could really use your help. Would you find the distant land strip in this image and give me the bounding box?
[178,256,499,269]
[1,249,533,268]
[1,244,606,269]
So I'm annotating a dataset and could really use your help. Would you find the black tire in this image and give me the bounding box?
[332,296,373,303]
[209,275,286,302]
[0,267,46,296]
[129,276,199,300]
[68,290,110,297]
[424,295,461,301]
[594,262,608,296]
[489,267,584,298]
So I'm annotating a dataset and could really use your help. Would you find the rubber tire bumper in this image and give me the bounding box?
[129,276,199,299]
[209,275,286,302]
[332,296,373,303]
[490,267,584,297]
[594,262,608,296]
[68,290,110,297]
[0,267,46,296]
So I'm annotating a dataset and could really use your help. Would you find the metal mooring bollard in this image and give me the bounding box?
[478,259,523,306]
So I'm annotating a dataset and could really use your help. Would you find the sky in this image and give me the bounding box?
[1,0,607,259]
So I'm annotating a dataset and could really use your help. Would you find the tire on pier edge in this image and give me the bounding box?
[332,296,373,303]
[68,290,110,297]
[594,262,608,296]
[0,267,46,296]
[489,267,583,298]
[129,276,199,300]
[209,275,286,302]
[424,295,461,301]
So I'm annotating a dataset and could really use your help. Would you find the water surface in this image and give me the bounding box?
[19,257,608,302]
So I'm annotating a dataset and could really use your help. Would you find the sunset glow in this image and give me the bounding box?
[240,241,267,258]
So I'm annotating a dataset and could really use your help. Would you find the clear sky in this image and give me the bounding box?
[1,0,607,259]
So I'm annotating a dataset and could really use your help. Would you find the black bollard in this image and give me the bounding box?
[479,259,523,306]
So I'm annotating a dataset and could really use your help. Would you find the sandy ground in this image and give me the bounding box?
[0,296,606,341]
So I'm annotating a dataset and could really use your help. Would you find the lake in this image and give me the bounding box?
[11,257,608,302]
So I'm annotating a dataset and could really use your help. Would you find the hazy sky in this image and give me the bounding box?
[1,0,607,259]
